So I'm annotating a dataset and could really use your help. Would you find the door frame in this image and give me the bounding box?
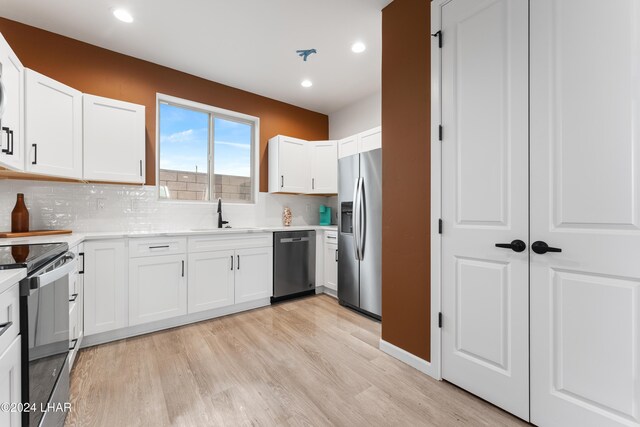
[428,0,449,381]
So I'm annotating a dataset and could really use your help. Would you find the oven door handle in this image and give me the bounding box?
[29,252,76,292]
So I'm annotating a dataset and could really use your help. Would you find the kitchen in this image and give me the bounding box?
[0,1,637,427]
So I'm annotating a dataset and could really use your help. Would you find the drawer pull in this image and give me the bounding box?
[0,321,13,337]
[149,245,170,249]
[69,338,78,351]
[327,235,337,239]
[69,293,78,302]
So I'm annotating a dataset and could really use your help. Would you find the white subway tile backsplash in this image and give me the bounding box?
[0,180,329,232]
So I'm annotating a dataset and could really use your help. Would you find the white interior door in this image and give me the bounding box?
[440,0,529,420]
[530,1,640,426]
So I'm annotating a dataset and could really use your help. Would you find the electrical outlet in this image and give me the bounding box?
[96,198,105,211]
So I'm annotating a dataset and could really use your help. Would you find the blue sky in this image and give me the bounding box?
[159,103,252,177]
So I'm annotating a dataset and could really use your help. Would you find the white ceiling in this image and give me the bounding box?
[0,0,392,114]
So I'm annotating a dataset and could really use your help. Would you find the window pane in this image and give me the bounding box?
[213,117,252,202]
[158,103,211,201]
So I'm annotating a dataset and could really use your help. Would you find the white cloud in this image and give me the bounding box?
[216,140,251,150]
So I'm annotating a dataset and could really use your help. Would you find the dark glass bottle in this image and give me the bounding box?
[11,193,29,233]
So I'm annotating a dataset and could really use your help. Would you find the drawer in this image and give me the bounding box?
[324,231,338,243]
[0,284,20,355]
[129,237,187,258]
[188,233,272,253]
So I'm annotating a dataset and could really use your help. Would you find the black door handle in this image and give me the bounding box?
[531,241,562,254]
[495,239,526,253]
[32,143,37,165]
[8,129,13,155]
[1,127,8,153]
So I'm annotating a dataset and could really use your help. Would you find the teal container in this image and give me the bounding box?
[319,205,332,226]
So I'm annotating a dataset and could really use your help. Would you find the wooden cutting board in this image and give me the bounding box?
[0,230,72,238]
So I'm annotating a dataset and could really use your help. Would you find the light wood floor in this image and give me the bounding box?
[65,295,527,427]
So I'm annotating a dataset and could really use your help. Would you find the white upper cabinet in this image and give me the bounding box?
[0,33,24,171]
[25,69,83,179]
[268,135,309,193]
[358,126,382,153]
[83,94,145,183]
[309,140,337,194]
[338,126,382,159]
[338,134,358,159]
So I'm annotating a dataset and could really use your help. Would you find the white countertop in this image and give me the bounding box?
[0,268,26,294]
[0,225,338,247]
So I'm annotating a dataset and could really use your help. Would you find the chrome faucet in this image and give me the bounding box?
[217,198,229,228]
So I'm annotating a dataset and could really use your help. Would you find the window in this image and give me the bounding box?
[157,95,257,203]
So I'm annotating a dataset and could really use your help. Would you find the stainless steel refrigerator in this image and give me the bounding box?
[338,148,382,319]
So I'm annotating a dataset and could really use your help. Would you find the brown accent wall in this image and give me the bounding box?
[381,0,431,360]
[0,18,328,188]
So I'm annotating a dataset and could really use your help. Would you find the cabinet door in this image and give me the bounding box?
[324,243,338,291]
[83,94,145,183]
[338,135,358,159]
[279,136,308,193]
[235,247,273,304]
[84,240,128,336]
[0,34,24,171]
[25,69,82,178]
[358,127,381,154]
[188,250,235,314]
[309,140,337,194]
[129,254,187,326]
[0,336,21,427]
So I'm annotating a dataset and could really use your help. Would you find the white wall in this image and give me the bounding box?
[0,180,330,232]
[329,90,381,140]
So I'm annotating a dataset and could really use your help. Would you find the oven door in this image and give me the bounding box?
[21,251,75,427]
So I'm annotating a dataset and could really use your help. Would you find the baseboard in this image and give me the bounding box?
[379,339,439,380]
[81,298,271,348]
[315,286,337,299]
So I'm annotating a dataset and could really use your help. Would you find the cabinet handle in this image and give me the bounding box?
[335,249,338,262]
[79,252,85,274]
[32,143,37,165]
[181,260,185,277]
[281,175,284,188]
[8,129,13,155]
[1,127,9,154]
[140,160,143,177]
[69,338,78,351]
[230,255,234,270]
[312,178,315,190]
[149,245,170,249]
[69,293,78,302]
[237,255,240,270]
[327,235,336,239]
[0,320,12,337]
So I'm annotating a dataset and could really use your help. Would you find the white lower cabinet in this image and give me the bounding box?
[324,242,338,292]
[129,254,187,325]
[234,247,273,304]
[0,336,21,427]
[188,250,235,314]
[83,233,273,343]
[84,239,128,336]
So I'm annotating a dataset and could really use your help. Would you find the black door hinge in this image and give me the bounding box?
[438,312,443,328]
[438,219,443,234]
[432,31,442,48]
[438,125,443,141]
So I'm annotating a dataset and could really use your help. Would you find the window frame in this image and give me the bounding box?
[155,93,259,205]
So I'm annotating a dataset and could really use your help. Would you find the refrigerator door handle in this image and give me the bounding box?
[352,177,361,260]
[358,177,366,260]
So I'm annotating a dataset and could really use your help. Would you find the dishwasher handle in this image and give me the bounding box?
[279,237,311,243]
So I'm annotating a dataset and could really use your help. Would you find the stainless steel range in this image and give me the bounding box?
[0,243,75,427]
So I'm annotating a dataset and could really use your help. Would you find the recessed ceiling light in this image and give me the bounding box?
[351,42,366,53]
[301,79,313,88]
[113,9,134,23]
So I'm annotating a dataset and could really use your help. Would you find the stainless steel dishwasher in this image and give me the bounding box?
[272,230,316,302]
